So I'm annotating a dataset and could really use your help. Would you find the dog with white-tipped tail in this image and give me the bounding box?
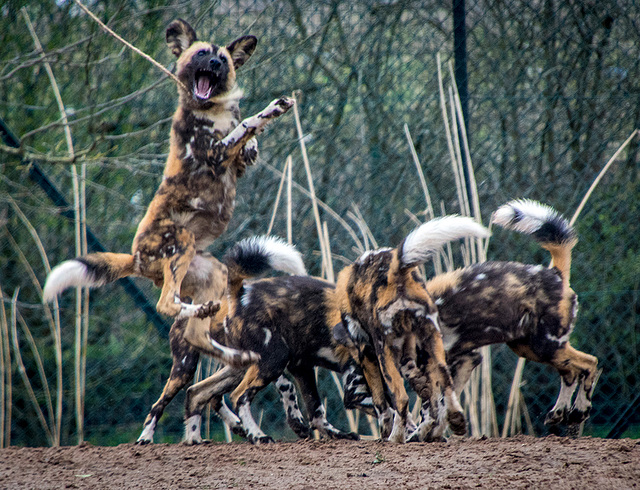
[332,215,491,443]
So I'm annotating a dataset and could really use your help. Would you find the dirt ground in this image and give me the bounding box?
[0,435,638,489]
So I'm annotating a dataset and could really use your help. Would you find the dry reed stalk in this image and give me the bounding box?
[287,155,293,245]
[520,391,535,436]
[437,54,467,219]
[466,371,481,438]
[322,222,335,283]
[569,129,639,226]
[349,204,378,249]
[10,290,53,445]
[448,61,486,263]
[0,288,11,447]
[72,0,187,91]
[22,8,76,445]
[266,156,290,236]
[403,123,435,220]
[502,357,525,437]
[3,231,56,431]
[291,93,330,273]
[263,162,364,252]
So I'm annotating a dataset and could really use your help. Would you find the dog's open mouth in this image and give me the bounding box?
[193,70,216,100]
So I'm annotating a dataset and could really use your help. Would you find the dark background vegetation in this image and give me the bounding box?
[0,0,638,446]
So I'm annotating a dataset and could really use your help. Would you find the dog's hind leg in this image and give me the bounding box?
[183,366,246,445]
[275,374,311,438]
[289,365,359,441]
[230,365,279,445]
[137,317,199,444]
[341,359,376,417]
[448,350,483,397]
[153,227,197,317]
[547,343,599,425]
[372,337,409,443]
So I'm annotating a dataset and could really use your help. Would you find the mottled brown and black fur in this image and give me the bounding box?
[424,200,598,434]
[187,237,359,444]
[44,19,294,328]
[333,216,491,442]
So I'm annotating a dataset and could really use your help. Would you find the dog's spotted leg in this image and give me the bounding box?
[175,297,221,319]
[357,348,394,439]
[545,376,578,426]
[155,228,196,317]
[217,97,295,157]
[415,315,466,438]
[342,360,376,417]
[374,340,409,443]
[211,397,246,438]
[276,375,311,439]
[289,366,359,441]
[545,343,598,425]
[448,350,483,397]
[183,366,246,445]
[230,365,275,445]
[137,317,199,444]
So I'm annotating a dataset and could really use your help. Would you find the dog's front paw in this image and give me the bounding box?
[250,435,274,445]
[261,97,295,119]
[447,410,467,436]
[196,300,221,319]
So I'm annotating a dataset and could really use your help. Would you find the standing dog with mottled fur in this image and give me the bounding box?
[43,19,294,339]
[332,216,491,442]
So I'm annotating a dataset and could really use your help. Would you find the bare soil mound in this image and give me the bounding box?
[0,435,638,489]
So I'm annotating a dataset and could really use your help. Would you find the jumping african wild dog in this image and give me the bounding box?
[43,19,294,350]
[332,216,491,443]
[340,199,599,441]
[137,236,363,445]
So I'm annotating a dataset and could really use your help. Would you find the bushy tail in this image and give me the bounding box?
[43,252,136,302]
[492,199,577,285]
[224,236,306,297]
[399,216,491,268]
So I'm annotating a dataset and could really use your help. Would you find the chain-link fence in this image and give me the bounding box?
[1,0,639,446]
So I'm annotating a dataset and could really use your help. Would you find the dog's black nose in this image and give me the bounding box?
[210,58,221,69]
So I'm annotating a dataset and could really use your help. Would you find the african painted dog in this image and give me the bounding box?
[341,200,599,441]
[420,199,598,438]
[332,216,491,443]
[43,19,294,337]
[184,237,360,445]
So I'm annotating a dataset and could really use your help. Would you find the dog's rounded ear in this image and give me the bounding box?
[166,19,198,57]
[226,35,258,69]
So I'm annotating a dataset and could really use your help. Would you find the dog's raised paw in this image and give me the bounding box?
[196,300,221,319]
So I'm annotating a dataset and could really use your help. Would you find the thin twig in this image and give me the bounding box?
[403,123,434,220]
[0,287,11,447]
[72,0,187,91]
[569,129,639,226]
[10,290,54,445]
[292,92,330,269]
[266,157,289,236]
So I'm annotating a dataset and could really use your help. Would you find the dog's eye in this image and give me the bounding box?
[221,57,228,64]
[197,49,208,57]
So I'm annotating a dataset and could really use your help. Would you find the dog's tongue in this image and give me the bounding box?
[195,75,211,99]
